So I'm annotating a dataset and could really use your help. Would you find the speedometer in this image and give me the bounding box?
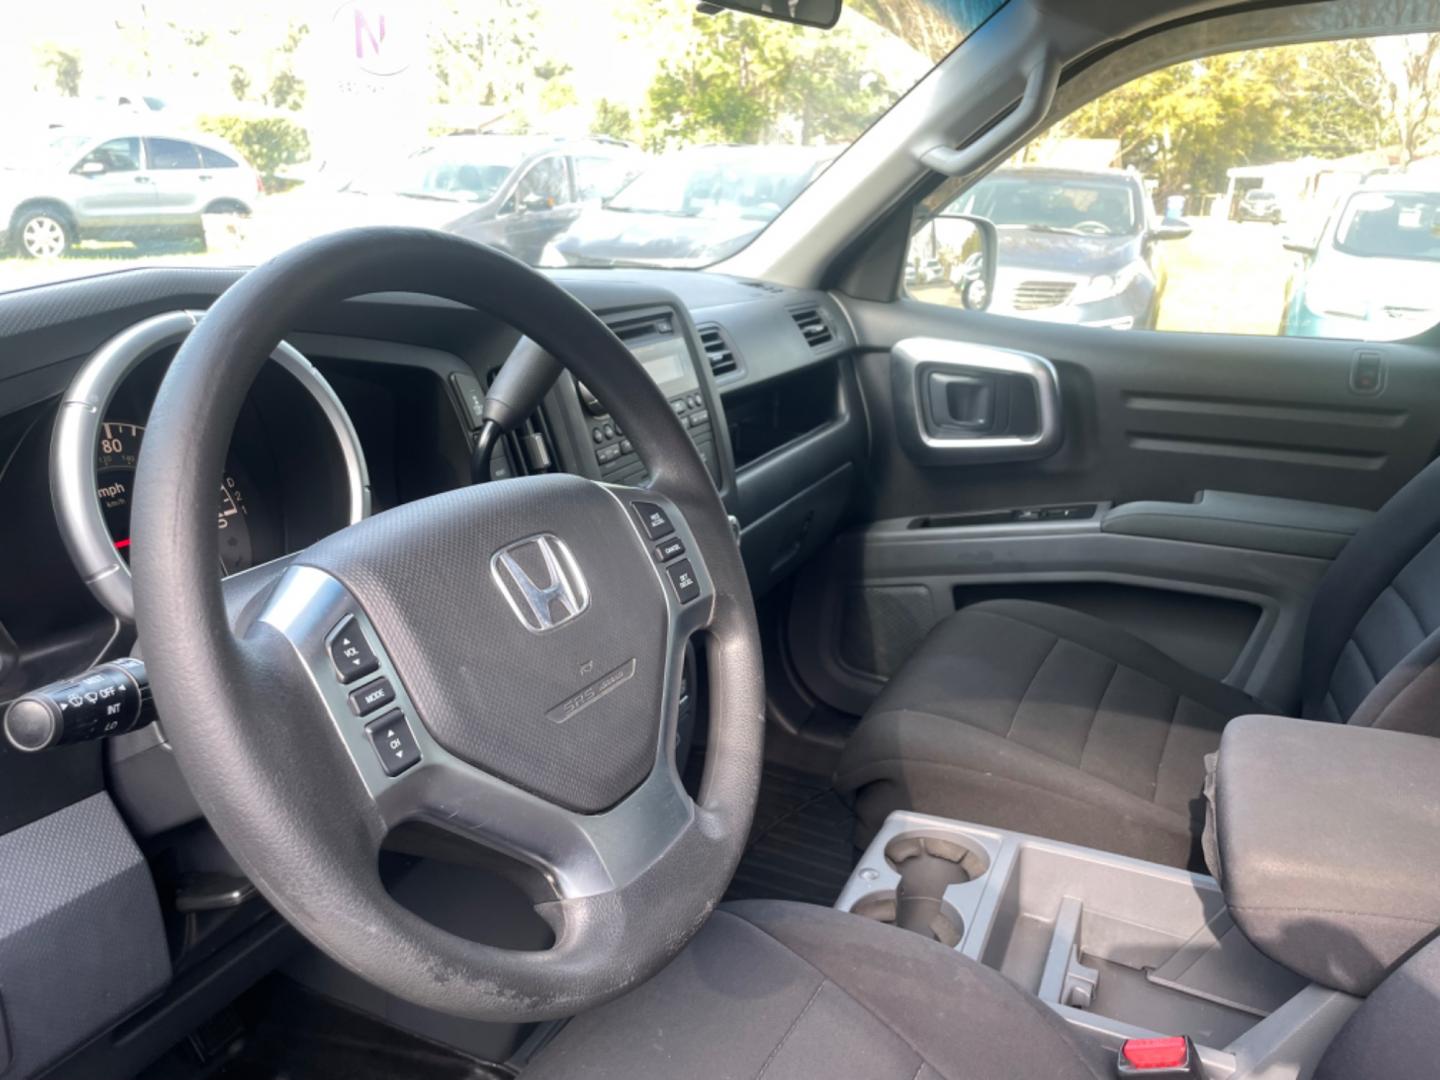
[95,421,256,575]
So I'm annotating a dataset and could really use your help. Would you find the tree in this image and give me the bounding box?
[37,44,83,98]
[593,99,634,142]
[850,0,999,61]
[429,0,542,106]
[783,40,894,144]
[197,114,311,185]
[1371,34,1440,164]
[645,13,794,149]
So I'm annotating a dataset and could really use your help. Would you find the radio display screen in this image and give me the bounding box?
[631,337,697,395]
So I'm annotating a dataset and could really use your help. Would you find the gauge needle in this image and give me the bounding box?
[115,538,131,550]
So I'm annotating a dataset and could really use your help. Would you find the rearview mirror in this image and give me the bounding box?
[905,212,997,312]
[697,0,841,29]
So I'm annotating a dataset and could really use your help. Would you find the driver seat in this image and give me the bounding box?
[527,900,1436,1079]
[527,900,1109,1079]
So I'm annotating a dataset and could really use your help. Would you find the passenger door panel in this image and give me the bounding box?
[791,299,1440,718]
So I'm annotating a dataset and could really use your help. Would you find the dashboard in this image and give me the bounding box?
[0,262,864,1078]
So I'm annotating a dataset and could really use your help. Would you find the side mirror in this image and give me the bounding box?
[77,160,107,176]
[1152,217,1192,241]
[1282,236,1318,256]
[907,212,997,311]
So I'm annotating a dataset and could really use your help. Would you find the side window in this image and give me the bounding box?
[75,137,141,173]
[145,138,202,170]
[907,32,1440,343]
[198,146,238,169]
[511,157,570,211]
[573,155,635,202]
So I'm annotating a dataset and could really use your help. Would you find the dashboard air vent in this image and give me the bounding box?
[697,323,738,378]
[790,307,834,350]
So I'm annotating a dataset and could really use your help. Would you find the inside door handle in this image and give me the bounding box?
[926,371,995,433]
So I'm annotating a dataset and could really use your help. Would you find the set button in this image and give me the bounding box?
[666,559,701,604]
[327,616,379,684]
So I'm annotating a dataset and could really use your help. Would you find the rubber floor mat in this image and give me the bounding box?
[205,977,508,1080]
[724,765,859,906]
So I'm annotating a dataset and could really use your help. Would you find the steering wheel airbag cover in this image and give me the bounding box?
[300,474,667,813]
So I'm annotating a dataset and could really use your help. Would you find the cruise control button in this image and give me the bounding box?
[633,501,674,540]
[666,559,701,603]
[655,536,686,562]
[327,616,379,684]
[348,677,396,716]
[366,711,420,777]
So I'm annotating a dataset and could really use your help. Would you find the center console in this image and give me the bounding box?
[834,808,1361,1079]
[834,715,1440,1077]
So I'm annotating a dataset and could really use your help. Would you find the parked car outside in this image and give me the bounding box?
[944,166,1191,330]
[540,144,837,268]
[0,129,260,258]
[1238,188,1283,223]
[305,135,643,265]
[1281,176,1440,339]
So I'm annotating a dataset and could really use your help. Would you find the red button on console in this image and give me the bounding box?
[1122,1037,1189,1070]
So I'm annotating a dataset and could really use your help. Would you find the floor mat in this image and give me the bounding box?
[200,977,508,1080]
[723,765,859,906]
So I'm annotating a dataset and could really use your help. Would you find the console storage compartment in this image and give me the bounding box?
[836,812,1360,1079]
[1102,490,1372,558]
[1211,715,1440,997]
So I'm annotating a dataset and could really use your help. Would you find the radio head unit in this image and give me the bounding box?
[581,309,718,485]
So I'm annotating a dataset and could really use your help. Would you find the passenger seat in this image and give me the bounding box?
[836,458,1440,866]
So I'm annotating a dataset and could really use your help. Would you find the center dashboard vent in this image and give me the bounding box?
[790,306,834,350]
[697,323,739,378]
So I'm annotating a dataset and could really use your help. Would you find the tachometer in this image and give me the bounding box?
[95,421,256,575]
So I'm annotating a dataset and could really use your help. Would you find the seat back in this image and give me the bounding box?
[1314,933,1440,1080]
[1303,454,1440,733]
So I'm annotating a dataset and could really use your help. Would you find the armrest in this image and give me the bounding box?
[1102,490,1372,558]
[1212,715,1440,996]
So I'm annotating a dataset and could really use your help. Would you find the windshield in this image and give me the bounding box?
[0,1,1009,288]
[957,174,1140,236]
[351,143,529,202]
[606,151,832,220]
[1333,190,1440,262]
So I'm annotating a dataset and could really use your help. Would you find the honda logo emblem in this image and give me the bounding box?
[490,534,590,632]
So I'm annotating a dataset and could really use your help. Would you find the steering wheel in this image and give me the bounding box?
[129,228,764,1021]
[1072,220,1110,235]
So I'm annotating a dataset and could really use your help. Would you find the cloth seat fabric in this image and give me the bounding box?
[836,599,1261,866]
[525,899,1108,1080]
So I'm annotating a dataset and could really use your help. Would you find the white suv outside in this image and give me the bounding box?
[1,130,261,258]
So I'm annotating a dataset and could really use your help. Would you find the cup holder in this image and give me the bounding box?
[856,834,988,947]
[851,889,966,948]
[883,834,990,880]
